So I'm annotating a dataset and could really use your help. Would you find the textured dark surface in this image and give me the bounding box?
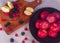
[29,7,60,43]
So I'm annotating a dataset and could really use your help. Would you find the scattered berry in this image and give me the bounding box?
[15,33,18,37]
[12,13,19,17]
[32,40,35,43]
[10,38,14,42]
[24,27,28,31]
[7,27,13,32]
[24,37,28,40]
[5,22,10,27]
[1,18,6,21]
[9,2,19,18]
[0,28,2,31]
[19,20,24,24]
[21,32,25,36]
[5,12,10,16]
[22,40,25,43]
[13,2,16,5]
[17,4,20,10]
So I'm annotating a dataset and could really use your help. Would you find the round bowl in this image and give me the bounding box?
[29,7,60,43]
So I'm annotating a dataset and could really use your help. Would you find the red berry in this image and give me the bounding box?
[50,23,59,32]
[15,33,18,37]
[13,13,19,17]
[17,4,20,10]
[7,27,13,32]
[40,11,49,19]
[1,18,6,21]
[37,30,47,38]
[48,31,57,38]
[32,40,35,43]
[24,37,28,40]
[0,28,2,31]
[35,20,41,29]
[13,2,17,4]
[5,12,10,16]
[22,40,25,43]
[24,27,28,31]
[47,14,56,23]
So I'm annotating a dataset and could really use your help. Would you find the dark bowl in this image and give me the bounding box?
[29,7,60,43]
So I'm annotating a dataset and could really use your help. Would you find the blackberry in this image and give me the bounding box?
[14,4,17,9]
[5,22,10,27]
[21,32,25,36]
[10,38,14,42]
[9,4,19,18]
[19,20,24,24]
[9,14,13,18]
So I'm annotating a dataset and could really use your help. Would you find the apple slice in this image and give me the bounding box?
[7,1,14,9]
[1,6,10,12]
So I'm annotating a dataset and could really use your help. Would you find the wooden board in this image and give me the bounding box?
[0,0,42,35]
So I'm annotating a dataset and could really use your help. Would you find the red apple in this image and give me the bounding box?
[35,20,42,29]
[52,11,60,20]
[57,21,60,31]
[40,21,49,30]
[40,11,49,19]
[37,30,47,38]
[48,30,57,38]
[50,23,59,32]
[47,14,56,23]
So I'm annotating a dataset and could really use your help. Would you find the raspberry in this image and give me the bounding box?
[24,27,28,31]
[13,13,19,17]
[5,12,10,16]
[22,40,25,43]
[0,28,2,31]
[24,37,28,40]
[15,33,18,37]
[32,40,35,43]
[1,18,6,21]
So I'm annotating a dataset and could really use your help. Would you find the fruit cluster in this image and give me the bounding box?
[35,11,60,38]
[1,1,20,18]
